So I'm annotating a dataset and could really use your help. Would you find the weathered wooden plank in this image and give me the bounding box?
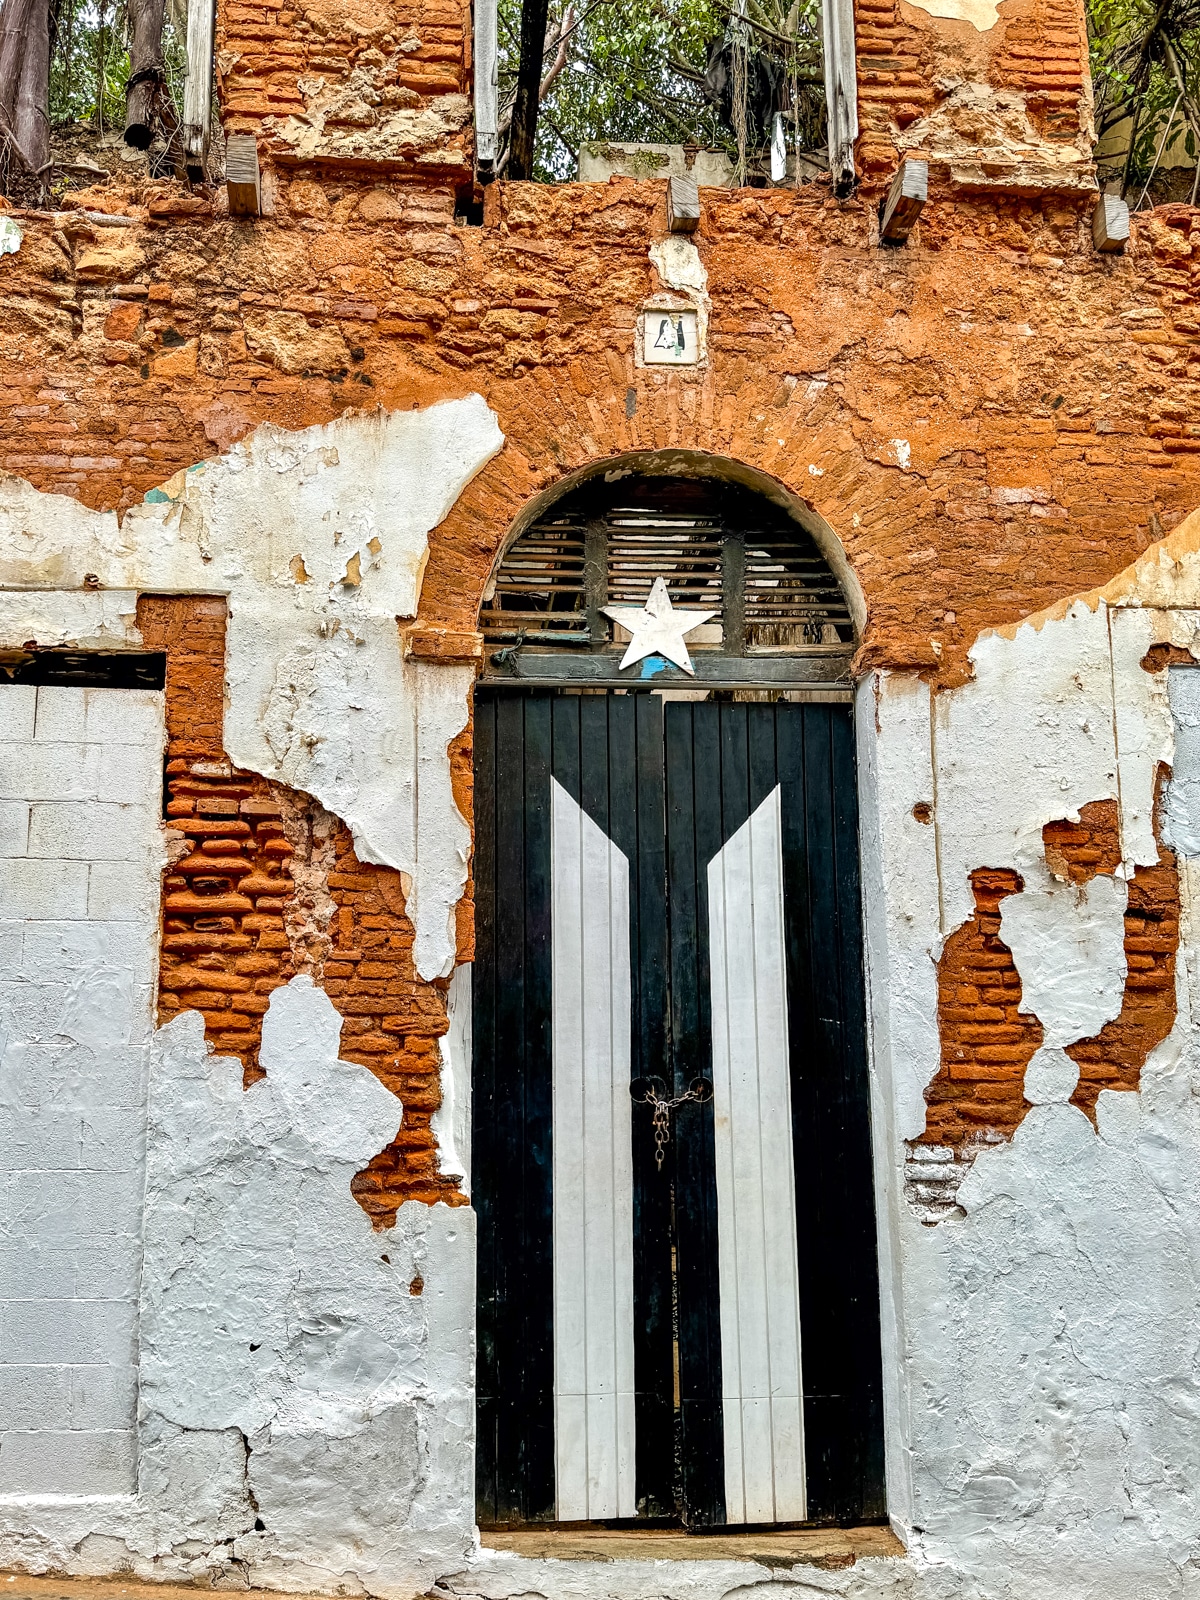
[667,175,701,233]
[880,158,928,244]
[182,0,215,181]
[667,701,727,1528]
[1093,193,1130,254]
[708,783,807,1525]
[550,776,636,1520]
[225,134,261,218]
[474,0,499,169]
[822,0,858,196]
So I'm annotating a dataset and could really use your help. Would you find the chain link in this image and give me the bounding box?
[633,1080,711,1170]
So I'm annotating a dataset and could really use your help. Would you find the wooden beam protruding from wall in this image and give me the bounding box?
[880,159,928,244]
[474,0,498,175]
[667,176,700,233]
[1092,194,1130,254]
[225,134,261,217]
[183,0,215,182]
[822,0,858,197]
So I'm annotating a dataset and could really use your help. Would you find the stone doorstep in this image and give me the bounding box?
[0,1581,286,1600]
[2,1529,906,1593]
[481,1522,906,1565]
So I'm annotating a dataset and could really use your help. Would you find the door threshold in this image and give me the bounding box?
[479,1524,905,1567]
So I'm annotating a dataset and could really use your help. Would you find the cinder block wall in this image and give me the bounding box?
[0,683,164,1494]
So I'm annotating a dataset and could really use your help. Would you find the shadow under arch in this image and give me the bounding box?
[478,447,866,640]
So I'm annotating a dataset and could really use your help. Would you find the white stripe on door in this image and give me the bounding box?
[551,777,637,1521]
[707,784,807,1524]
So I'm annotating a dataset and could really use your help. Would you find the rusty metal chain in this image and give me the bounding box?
[632,1078,713,1170]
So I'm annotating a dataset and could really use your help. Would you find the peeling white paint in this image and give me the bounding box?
[1023,1044,1079,1105]
[0,589,142,650]
[0,398,504,977]
[434,962,471,1191]
[1000,871,1127,1047]
[1165,665,1200,855]
[1,980,477,1595]
[903,0,999,31]
[648,235,711,360]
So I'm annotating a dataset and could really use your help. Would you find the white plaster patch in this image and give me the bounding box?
[934,598,1120,934]
[433,962,471,1191]
[1000,871,1128,1047]
[1164,664,1200,856]
[1023,1045,1079,1105]
[0,398,504,978]
[0,590,142,651]
[648,235,711,360]
[903,0,999,30]
[137,978,476,1587]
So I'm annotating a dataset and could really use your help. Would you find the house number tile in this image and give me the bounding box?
[642,307,699,365]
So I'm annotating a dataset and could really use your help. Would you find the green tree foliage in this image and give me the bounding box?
[496,0,825,181]
[1088,0,1200,198]
[46,0,186,133]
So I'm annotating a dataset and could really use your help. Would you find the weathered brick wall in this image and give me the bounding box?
[5,166,1200,1209]
[920,867,1042,1148]
[139,595,462,1226]
[855,0,1091,189]
[917,797,1180,1152]
[217,0,472,175]
[6,178,1197,685]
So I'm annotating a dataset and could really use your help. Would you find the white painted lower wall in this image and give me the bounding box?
[10,452,1200,1600]
[0,683,164,1497]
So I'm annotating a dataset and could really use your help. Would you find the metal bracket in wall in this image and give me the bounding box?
[226,135,261,217]
[1092,194,1130,254]
[880,159,928,244]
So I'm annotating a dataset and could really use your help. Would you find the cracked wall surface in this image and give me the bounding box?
[10,0,1200,1579]
[141,593,464,1219]
[0,409,489,1590]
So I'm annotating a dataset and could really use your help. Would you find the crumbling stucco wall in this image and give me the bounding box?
[7,421,1200,1600]
[0,403,493,1591]
[0,398,502,980]
[857,513,1200,1597]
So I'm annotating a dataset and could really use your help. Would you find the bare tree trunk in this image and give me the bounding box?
[125,0,167,147]
[0,0,50,173]
[507,0,552,179]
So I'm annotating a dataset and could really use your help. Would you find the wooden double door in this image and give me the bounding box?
[473,688,884,1529]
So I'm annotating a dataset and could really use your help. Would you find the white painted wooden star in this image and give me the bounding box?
[603,576,716,676]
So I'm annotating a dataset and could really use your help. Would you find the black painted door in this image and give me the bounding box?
[473,688,884,1530]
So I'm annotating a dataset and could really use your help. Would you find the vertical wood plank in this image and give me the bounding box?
[667,700,727,1528]
[551,777,636,1520]
[630,691,676,1518]
[474,690,556,1524]
[778,703,885,1524]
[708,784,806,1525]
[472,691,499,1525]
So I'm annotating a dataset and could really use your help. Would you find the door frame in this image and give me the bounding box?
[471,684,886,1530]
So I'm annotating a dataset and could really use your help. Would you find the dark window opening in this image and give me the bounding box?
[0,650,167,690]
